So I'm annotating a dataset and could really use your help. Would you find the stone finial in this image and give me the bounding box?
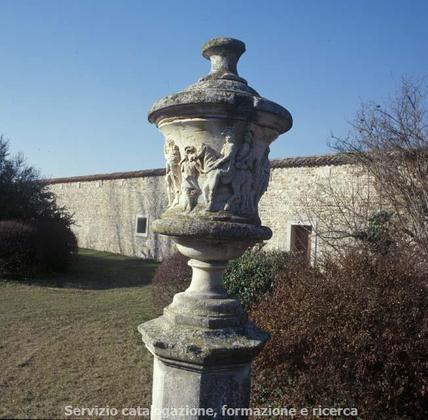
[201,37,246,82]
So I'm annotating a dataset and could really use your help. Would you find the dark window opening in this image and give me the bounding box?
[136,216,148,235]
[290,225,312,261]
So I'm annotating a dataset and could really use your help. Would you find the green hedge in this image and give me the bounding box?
[0,219,77,279]
[224,246,289,309]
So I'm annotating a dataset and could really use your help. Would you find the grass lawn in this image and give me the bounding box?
[0,249,160,419]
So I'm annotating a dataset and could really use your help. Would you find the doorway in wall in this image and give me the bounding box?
[290,224,312,261]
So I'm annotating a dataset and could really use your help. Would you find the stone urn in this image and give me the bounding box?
[139,37,292,419]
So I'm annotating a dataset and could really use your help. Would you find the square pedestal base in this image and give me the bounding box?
[151,356,251,420]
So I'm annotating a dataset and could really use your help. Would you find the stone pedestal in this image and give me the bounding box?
[151,358,250,416]
[139,236,268,419]
[140,320,265,419]
[139,37,292,419]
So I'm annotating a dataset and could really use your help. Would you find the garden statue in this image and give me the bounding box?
[139,37,292,419]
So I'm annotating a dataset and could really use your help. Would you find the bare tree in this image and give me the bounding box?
[302,162,382,260]
[305,79,428,261]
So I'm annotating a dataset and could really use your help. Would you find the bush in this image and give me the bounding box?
[151,252,192,311]
[224,246,289,309]
[0,219,77,278]
[250,251,427,419]
[0,137,73,226]
[0,136,76,279]
[0,221,38,277]
[354,210,395,255]
[33,219,78,273]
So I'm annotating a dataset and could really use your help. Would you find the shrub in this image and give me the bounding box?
[354,210,395,255]
[250,251,427,419]
[32,219,78,273]
[151,252,192,311]
[224,246,289,309]
[0,136,73,226]
[0,136,76,279]
[0,221,38,277]
[0,219,77,278]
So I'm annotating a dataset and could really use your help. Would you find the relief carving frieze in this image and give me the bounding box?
[163,127,272,221]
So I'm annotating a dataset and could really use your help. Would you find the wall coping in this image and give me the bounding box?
[45,153,350,185]
[271,153,349,169]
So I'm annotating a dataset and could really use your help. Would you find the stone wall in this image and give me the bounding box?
[260,161,364,262]
[49,169,175,261]
[48,155,361,261]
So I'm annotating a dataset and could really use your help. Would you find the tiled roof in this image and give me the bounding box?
[45,168,166,185]
[45,153,350,185]
[271,153,349,168]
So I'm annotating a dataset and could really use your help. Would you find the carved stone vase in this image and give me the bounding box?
[139,37,292,419]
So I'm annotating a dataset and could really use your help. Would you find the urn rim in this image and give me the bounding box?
[147,37,293,135]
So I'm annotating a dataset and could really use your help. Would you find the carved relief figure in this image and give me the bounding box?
[254,147,271,209]
[164,138,181,206]
[196,144,220,208]
[226,129,255,213]
[180,146,202,211]
[174,128,268,216]
[198,129,239,211]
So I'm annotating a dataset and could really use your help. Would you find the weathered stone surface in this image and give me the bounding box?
[139,317,268,366]
[149,36,292,232]
[150,357,251,420]
[139,315,268,419]
[139,37,289,418]
[47,159,361,261]
[148,37,292,136]
[152,218,272,241]
[48,174,174,260]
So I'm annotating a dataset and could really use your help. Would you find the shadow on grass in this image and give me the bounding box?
[1,249,159,290]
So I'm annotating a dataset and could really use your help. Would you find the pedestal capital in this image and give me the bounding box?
[139,316,268,368]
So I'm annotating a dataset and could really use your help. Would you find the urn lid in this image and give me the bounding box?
[148,37,292,135]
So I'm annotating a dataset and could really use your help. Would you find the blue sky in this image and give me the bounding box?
[0,0,427,178]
